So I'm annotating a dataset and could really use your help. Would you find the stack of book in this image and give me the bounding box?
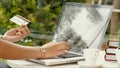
[104,39,119,61]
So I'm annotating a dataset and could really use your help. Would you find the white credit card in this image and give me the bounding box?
[10,15,30,25]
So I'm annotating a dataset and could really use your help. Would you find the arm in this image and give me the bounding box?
[0,39,70,60]
[0,25,70,59]
[0,25,40,59]
[0,39,40,60]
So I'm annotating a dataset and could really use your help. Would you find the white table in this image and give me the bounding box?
[7,51,120,68]
[7,60,120,68]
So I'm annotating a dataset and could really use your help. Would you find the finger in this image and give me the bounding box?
[19,28,28,35]
[56,50,67,56]
[21,25,30,35]
[14,27,24,34]
[21,25,26,28]
[10,28,19,33]
[58,45,70,51]
[64,44,71,50]
[24,26,30,35]
[59,42,71,50]
[59,41,70,46]
[16,32,22,36]
[59,46,70,51]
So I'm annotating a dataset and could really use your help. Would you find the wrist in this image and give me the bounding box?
[37,46,46,59]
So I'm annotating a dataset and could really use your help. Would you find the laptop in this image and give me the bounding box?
[28,2,113,65]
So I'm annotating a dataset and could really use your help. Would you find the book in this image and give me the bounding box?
[10,15,30,25]
[107,40,119,48]
[104,40,119,61]
[104,54,117,61]
[105,48,117,54]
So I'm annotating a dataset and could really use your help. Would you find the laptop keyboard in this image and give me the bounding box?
[58,53,83,58]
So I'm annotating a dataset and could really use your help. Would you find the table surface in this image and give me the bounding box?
[7,60,120,68]
[7,51,120,68]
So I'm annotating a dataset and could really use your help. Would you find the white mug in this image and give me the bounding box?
[83,48,99,65]
[116,49,120,64]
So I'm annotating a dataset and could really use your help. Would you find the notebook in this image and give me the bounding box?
[28,2,113,65]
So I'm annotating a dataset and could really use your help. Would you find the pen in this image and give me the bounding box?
[64,50,84,56]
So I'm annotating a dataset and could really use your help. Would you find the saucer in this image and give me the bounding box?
[78,61,102,68]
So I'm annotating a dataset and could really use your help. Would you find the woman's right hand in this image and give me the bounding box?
[2,25,30,42]
[40,41,70,59]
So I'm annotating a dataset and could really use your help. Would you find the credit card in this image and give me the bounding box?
[10,15,30,25]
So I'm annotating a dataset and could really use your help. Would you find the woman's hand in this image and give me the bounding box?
[40,41,70,59]
[2,25,30,42]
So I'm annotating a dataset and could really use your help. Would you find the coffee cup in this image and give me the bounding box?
[116,49,120,64]
[83,48,99,65]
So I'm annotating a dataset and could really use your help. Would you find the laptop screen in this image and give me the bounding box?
[53,2,113,53]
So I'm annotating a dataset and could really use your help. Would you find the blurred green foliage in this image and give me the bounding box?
[0,0,85,46]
